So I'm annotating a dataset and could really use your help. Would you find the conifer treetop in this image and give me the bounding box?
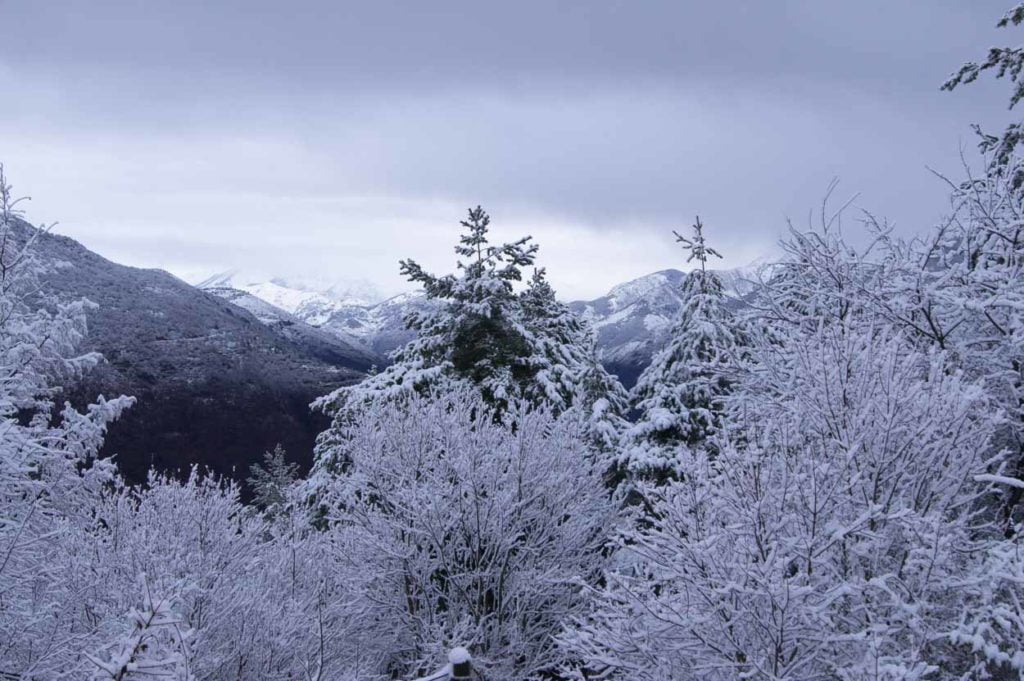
[942,4,1024,184]
[399,206,538,302]
[673,215,722,295]
[673,215,721,273]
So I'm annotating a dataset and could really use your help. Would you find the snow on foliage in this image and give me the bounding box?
[563,273,1015,680]
[944,3,1024,187]
[0,167,135,679]
[312,206,628,476]
[620,217,746,482]
[311,390,619,679]
[87,576,195,680]
[317,205,542,412]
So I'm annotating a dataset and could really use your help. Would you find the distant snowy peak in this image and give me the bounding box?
[606,269,687,312]
[203,286,382,367]
[195,269,241,290]
[566,269,688,386]
[267,275,385,307]
[376,290,422,307]
[567,265,761,387]
[197,270,386,311]
[197,269,428,358]
[206,285,294,326]
[237,281,335,319]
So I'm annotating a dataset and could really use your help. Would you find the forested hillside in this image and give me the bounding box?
[8,218,368,483]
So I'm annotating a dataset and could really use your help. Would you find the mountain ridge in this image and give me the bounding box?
[199,264,764,388]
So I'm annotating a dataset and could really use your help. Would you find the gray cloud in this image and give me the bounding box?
[0,0,1018,299]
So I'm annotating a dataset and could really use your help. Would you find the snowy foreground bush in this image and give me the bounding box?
[308,393,618,679]
[563,325,1010,679]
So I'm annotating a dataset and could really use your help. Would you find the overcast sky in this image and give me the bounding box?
[0,1,1018,299]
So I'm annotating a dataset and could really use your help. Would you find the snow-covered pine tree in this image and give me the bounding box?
[311,208,631,499]
[312,207,631,463]
[619,217,744,482]
[247,443,299,516]
[519,267,629,452]
[943,3,1024,187]
[518,267,582,411]
[575,329,631,455]
[308,206,540,488]
[397,205,540,410]
[316,206,537,418]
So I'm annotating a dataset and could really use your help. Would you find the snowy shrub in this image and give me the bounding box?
[0,167,134,679]
[563,317,1015,679]
[314,389,619,679]
[87,576,196,681]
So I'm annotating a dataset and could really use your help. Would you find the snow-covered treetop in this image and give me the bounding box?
[399,205,538,310]
[316,207,627,432]
[943,3,1024,186]
[621,219,743,482]
[673,216,722,280]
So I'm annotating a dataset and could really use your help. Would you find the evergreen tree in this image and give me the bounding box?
[247,444,298,515]
[620,217,745,481]
[321,206,538,414]
[312,208,630,494]
[575,328,631,455]
[943,4,1024,187]
[518,267,578,410]
[519,267,629,452]
[317,206,628,426]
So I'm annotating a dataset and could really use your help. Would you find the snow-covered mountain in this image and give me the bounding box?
[198,270,427,360]
[202,286,381,368]
[201,264,763,387]
[569,265,763,385]
[198,270,386,318]
[17,222,371,487]
[569,269,689,386]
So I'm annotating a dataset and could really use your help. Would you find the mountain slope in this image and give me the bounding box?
[570,266,761,386]
[198,274,431,359]
[312,292,431,357]
[203,286,384,367]
[202,269,693,388]
[21,221,367,484]
[197,270,386,322]
[569,269,689,387]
